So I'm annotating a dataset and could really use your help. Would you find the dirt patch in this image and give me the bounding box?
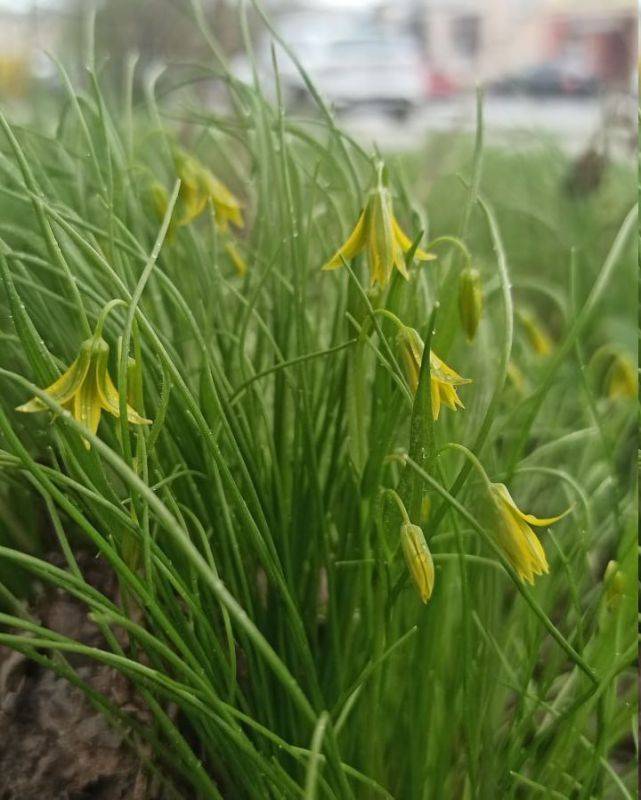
[0,552,155,800]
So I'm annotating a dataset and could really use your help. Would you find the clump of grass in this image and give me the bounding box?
[0,4,636,798]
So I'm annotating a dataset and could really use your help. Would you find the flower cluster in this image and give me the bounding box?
[319,164,577,601]
[16,154,579,605]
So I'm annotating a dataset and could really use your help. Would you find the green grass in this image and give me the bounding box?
[0,5,637,799]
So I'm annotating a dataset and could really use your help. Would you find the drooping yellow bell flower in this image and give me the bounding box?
[488,483,569,584]
[17,336,150,448]
[396,325,471,420]
[401,522,435,603]
[518,309,553,356]
[322,167,435,286]
[174,148,244,232]
[150,155,246,271]
[605,353,636,399]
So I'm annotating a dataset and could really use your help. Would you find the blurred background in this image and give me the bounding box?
[0,0,636,153]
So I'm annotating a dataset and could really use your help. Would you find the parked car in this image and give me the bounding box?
[490,61,599,97]
[233,14,427,118]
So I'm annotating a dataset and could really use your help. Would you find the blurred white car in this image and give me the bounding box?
[234,14,427,118]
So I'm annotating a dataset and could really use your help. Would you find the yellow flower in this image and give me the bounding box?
[488,483,569,584]
[400,522,435,603]
[17,336,151,448]
[151,156,246,269]
[458,267,483,342]
[605,353,636,400]
[322,169,435,286]
[518,309,553,356]
[174,149,243,232]
[396,326,471,420]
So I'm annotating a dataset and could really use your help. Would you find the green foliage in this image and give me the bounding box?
[0,6,636,799]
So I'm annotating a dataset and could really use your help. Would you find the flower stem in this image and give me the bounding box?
[94,299,127,340]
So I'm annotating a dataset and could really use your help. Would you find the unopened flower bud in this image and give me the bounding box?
[458,267,483,342]
[400,522,435,603]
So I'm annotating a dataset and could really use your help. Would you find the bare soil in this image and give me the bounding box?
[0,552,155,800]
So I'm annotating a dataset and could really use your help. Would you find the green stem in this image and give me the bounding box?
[93,299,127,340]
[424,235,472,271]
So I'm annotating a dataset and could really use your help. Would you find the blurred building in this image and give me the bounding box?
[422,0,635,88]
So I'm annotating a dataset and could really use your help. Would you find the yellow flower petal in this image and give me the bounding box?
[322,210,367,271]
[512,508,571,527]
[16,346,91,413]
[430,352,472,386]
[414,247,437,262]
[204,173,244,229]
[392,241,410,280]
[368,188,396,286]
[439,382,464,411]
[94,344,151,425]
[495,483,571,527]
[74,364,102,447]
[489,482,566,584]
[392,216,435,262]
[391,215,412,250]
[523,523,549,575]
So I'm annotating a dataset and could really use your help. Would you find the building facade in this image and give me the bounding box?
[422,0,635,87]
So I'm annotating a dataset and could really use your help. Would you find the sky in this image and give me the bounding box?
[0,0,66,9]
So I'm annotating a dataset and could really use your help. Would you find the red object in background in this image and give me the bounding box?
[424,69,459,99]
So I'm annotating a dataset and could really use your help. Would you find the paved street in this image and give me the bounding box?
[340,94,634,155]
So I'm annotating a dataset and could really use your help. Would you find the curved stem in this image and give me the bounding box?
[372,308,406,331]
[94,299,127,340]
[383,488,411,525]
[439,442,492,491]
[424,235,472,271]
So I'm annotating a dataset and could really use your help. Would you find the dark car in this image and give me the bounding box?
[490,62,599,97]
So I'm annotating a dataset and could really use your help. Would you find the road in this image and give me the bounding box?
[340,95,635,155]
